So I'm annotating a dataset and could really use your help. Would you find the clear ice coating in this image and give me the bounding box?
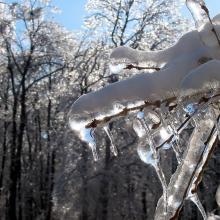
[184,103,198,114]
[69,120,98,161]
[133,119,146,138]
[136,111,168,205]
[137,143,155,166]
[186,0,209,29]
[144,110,161,129]
[187,193,207,220]
[88,129,99,161]
[103,124,118,156]
[159,127,172,142]
[155,112,215,220]
[134,111,157,166]
[137,111,145,120]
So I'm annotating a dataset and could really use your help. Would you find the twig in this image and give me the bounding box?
[124,64,160,71]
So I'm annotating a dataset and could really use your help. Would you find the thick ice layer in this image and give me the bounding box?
[186,0,209,29]
[155,114,215,220]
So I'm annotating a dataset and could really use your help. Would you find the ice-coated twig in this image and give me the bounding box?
[186,0,209,29]
[137,112,168,212]
[157,93,220,150]
[186,0,220,46]
[159,105,182,161]
[154,108,218,220]
[76,89,220,131]
[85,99,162,128]
[186,115,219,220]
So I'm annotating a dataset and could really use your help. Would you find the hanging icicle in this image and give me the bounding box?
[103,124,118,156]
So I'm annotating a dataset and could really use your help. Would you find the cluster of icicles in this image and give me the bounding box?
[68,0,220,219]
[69,91,220,219]
[69,98,199,162]
[70,90,220,219]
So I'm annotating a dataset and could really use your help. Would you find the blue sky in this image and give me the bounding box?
[52,0,87,30]
[52,0,220,30]
[4,0,220,30]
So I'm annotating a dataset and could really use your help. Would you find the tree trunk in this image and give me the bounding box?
[7,96,18,220]
[98,138,111,220]
[80,145,89,220]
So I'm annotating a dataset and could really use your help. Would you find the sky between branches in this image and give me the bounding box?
[52,0,220,30]
[4,0,220,30]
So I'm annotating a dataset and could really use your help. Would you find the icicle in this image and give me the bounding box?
[160,103,182,157]
[170,129,181,160]
[164,102,183,157]
[185,107,218,220]
[134,113,156,165]
[216,185,220,207]
[187,193,207,220]
[170,141,182,163]
[155,112,215,220]
[168,124,182,159]
[137,113,158,157]
[103,124,118,156]
[136,111,168,210]
[133,118,145,138]
[69,119,99,161]
[84,128,99,161]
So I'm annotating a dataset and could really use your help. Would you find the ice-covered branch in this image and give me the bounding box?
[186,0,220,46]
[154,109,218,220]
[70,15,220,120]
[68,1,220,219]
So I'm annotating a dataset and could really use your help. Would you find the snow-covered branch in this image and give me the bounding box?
[68,1,220,219]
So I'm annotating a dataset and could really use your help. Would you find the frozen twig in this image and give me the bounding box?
[154,108,219,220]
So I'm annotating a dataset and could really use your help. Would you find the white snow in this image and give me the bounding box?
[69,15,220,122]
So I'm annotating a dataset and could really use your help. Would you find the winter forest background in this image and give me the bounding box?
[0,0,220,220]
